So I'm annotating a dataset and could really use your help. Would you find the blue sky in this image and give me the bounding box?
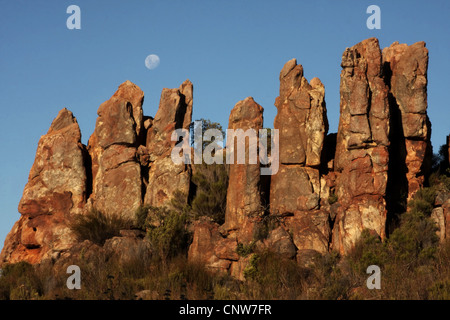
[0,0,449,251]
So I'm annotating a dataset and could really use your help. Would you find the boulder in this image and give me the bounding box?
[263,226,297,259]
[285,210,330,256]
[103,236,151,264]
[188,220,231,273]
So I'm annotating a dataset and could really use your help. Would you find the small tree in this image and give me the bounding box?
[188,118,229,224]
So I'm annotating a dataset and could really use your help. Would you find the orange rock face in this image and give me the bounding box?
[332,38,390,255]
[188,220,231,273]
[87,81,144,220]
[223,97,264,233]
[383,41,431,200]
[1,108,87,265]
[144,80,193,208]
[274,59,328,167]
[269,58,330,258]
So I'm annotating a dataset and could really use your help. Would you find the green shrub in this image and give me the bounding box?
[135,205,151,230]
[409,187,436,216]
[70,209,132,245]
[236,242,255,257]
[309,252,353,300]
[191,162,228,224]
[388,209,438,266]
[242,251,307,299]
[146,207,190,263]
[0,262,43,300]
[243,254,260,280]
[188,118,228,224]
[347,229,387,274]
[320,273,352,300]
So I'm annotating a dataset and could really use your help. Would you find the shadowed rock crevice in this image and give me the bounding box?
[81,144,93,201]
[382,41,431,201]
[332,38,390,254]
[384,59,408,233]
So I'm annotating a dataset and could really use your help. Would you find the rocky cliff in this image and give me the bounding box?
[1,38,446,278]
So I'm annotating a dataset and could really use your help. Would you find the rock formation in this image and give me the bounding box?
[87,80,144,221]
[144,80,193,208]
[224,97,265,279]
[332,38,390,254]
[188,97,265,279]
[223,97,264,234]
[1,38,444,280]
[270,58,331,260]
[0,79,193,267]
[383,41,431,200]
[188,220,234,273]
[0,108,87,264]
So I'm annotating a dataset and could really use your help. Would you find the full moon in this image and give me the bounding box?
[145,54,160,70]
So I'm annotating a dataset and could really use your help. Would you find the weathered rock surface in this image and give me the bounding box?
[274,59,328,167]
[144,80,193,208]
[87,81,144,221]
[103,234,151,264]
[0,108,87,265]
[262,226,297,259]
[383,41,431,200]
[270,59,330,257]
[333,38,390,255]
[188,97,265,276]
[223,97,264,233]
[432,187,450,243]
[188,220,231,273]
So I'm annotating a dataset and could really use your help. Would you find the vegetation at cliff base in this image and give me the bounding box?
[1,147,450,300]
[70,209,132,246]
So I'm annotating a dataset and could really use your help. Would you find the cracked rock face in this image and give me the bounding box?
[223,97,264,233]
[143,80,193,208]
[87,81,144,220]
[383,41,431,200]
[0,108,87,265]
[332,38,390,255]
[270,59,330,257]
[274,59,328,167]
